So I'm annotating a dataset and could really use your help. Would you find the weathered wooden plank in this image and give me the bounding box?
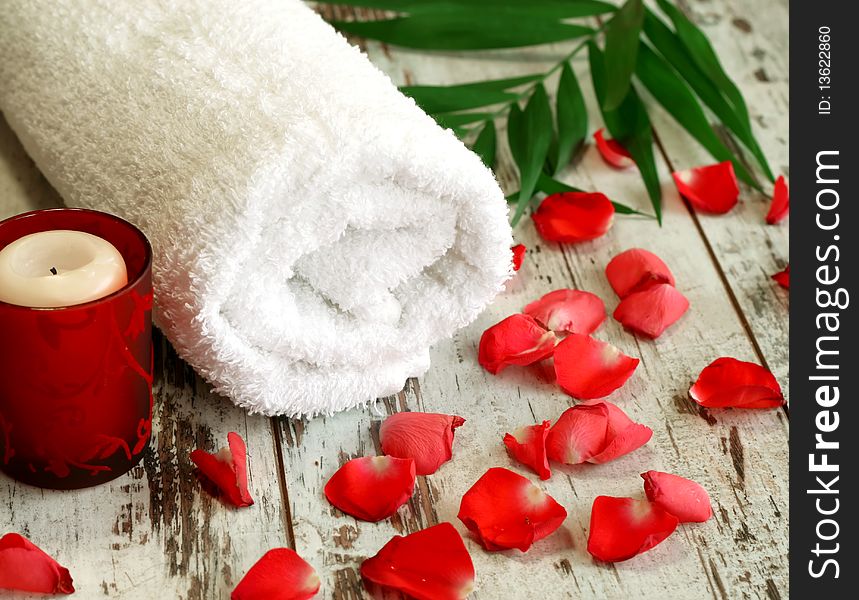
[644,0,790,395]
[275,22,789,600]
[278,201,790,598]
[1,0,790,596]
[0,116,290,599]
[411,189,789,599]
[275,385,442,600]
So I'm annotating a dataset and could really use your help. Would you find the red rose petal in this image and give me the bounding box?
[605,248,675,298]
[478,314,556,375]
[511,244,526,271]
[772,264,789,289]
[613,283,690,338]
[766,176,789,224]
[554,333,639,399]
[545,403,609,465]
[533,192,615,243]
[587,496,679,562]
[232,548,320,600]
[503,420,552,480]
[523,289,606,335]
[546,402,651,465]
[642,471,712,523]
[689,357,785,409]
[190,432,254,508]
[360,523,475,600]
[324,456,416,522]
[458,468,567,552]
[672,161,740,214]
[593,128,634,169]
[380,412,465,476]
[0,534,74,595]
[588,401,653,464]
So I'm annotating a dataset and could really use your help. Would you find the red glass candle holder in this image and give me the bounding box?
[0,208,153,489]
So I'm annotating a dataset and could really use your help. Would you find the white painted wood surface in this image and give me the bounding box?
[0,1,788,598]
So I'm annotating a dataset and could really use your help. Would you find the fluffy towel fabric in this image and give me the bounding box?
[0,0,512,416]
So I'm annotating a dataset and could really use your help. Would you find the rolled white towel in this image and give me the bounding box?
[0,0,512,416]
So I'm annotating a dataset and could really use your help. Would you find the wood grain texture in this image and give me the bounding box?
[275,145,789,599]
[0,326,290,599]
[649,0,790,397]
[0,128,291,598]
[0,0,788,598]
[280,1,790,597]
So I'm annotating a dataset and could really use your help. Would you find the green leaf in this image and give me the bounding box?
[508,84,553,227]
[315,1,616,19]
[537,174,584,195]
[536,175,649,216]
[407,74,543,95]
[506,174,650,216]
[507,103,525,167]
[503,174,581,206]
[611,201,649,216]
[433,111,495,129]
[332,15,593,50]
[634,43,755,185]
[642,13,768,186]
[602,0,645,111]
[471,121,497,168]
[400,74,541,113]
[589,41,662,223]
[554,62,588,174]
[655,0,746,120]
[642,14,744,134]
[653,0,773,181]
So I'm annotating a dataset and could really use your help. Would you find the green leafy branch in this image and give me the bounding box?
[314,0,774,226]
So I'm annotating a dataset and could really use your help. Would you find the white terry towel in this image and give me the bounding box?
[0,0,512,416]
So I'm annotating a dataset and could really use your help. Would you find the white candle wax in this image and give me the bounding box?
[0,230,128,307]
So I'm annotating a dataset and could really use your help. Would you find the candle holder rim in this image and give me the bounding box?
[0,208,152,312]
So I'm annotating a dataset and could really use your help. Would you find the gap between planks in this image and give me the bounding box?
[589,8,782,408]
[271,417,298,550]
[274,4,788,598]
[649,130,789,422]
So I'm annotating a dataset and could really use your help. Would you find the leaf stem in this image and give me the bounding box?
[462,22,610,135]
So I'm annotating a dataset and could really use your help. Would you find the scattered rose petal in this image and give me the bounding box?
[523,289,606,335]
[380,412,465,476]
[503,420,552,480]
[590,401,654,464]
[672,161,740,214]
[511,244,526,271]
[324,456,416,522]
[532,192,615,243]
[587,496,679,562]
[772,264,789,289]
[478,314,556,375]
[642,471,712,523]
[546,402,651,465]
[613,283,690,338]
[554,333,639,399]
[545,403,609,464]
[190,432,254,508]
[690,357,785,409]
[766,176,789,224]
[360,523,475,600]
[594,129,634,169]
[605,248,675,298]
[0,533,74,595]
[232,548,320,600]
[458,468,567,552]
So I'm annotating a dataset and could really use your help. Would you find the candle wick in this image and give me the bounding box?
[49,267,58,275]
